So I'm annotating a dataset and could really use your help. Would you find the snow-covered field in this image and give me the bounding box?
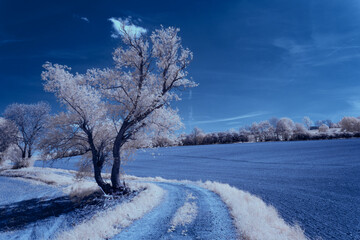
[1,138,358,239]
[122,138,360,240]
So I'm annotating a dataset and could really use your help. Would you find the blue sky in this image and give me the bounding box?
[1,0,360,132]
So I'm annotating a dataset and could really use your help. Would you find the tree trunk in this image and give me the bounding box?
[27,145,32,159]
[111,153,121,189]
[82,125,113,194]
[93,156,111,194]
[21,145,27,159]
[111,127,126,191]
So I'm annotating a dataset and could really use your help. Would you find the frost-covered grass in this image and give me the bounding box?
[169,192,198,230]
[0,167,100,198]
[0,167,75,185]
[55,182,165,240]
[201,181,308,240]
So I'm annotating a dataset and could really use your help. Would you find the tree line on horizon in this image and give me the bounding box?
[169,116,360,147]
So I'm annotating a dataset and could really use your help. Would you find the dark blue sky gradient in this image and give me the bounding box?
[1,0,360,132]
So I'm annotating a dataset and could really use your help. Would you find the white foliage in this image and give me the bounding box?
[1,144,23,166]
[251,121,275,142]
[42,63,106,128]
[3,102,50,160]
[318,124,329,133]
[0,118,18,164]
[302,116,312,130]
[339,116,360,132]
[276,118,295,141]
[294,123,308,134]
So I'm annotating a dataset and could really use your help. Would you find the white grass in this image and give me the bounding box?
[0,167,100,198]
[0,167,75,185]
[201,181,308,240]
[56,182,165,240]
[63,181,99,199]
[169,192,198,230]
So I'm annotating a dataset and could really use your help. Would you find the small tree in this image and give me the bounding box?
[302,116,312,130]
[276,118,295,141]
[250,122,260,142]
[0,118,18,164]
[318,124,329,133]
[3,102,50,163]
[190,127,205,145]
[294,123,308,134]
[339,117,360,132]
[239,127,251,142]
[292,122,310,141]
[258,121,275,141]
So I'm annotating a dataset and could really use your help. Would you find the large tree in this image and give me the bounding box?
[3,102,50,160]
[42,21,196,193]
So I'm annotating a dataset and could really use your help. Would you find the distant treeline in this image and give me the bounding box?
[153,116,360,147]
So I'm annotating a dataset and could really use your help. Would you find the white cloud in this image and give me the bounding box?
[192,111,267,125]
[80,17,89,22]
[109,17,147,38]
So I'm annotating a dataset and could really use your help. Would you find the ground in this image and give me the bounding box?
[0,165,306,240]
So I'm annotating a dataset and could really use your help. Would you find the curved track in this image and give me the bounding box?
[0,176,238,240]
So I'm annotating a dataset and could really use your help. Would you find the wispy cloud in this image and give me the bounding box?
[80,17,89,23]
[0,49,88,60]
[188,106,194,129]
[273,33,360,67]
[0,39,28,46]
[273,38,309,55]
[73,14,90,23]
[109,17,147,38]
[347,98,360,116]
[188,90,193,100]
[191,111,267,125]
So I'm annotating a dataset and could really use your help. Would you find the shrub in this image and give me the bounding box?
[339,117,360,132]
[318,124,329,133]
